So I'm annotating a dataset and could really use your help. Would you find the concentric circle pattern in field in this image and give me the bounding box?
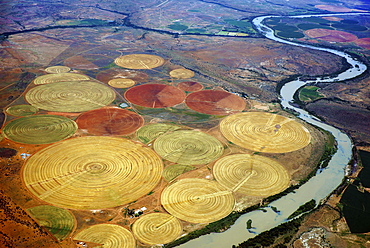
[45,66,71,74]
[186,90,246,115]
[25,81,116,112]
[154,130,224,165]
[132,213,182,245]
[169,69,194,79]
[22,136,163,209]
[3,115,77,144]
[27,205,75,241]
[33,73,89,85]
[114,54,165,69]
[213,154,290,196]
[163,164,195,182]
[124,84,186,108]
[96,68,148,83]
[74,224,135,248]
[161,178,235,223]
[108,78,136,88]
[136,123,181,144]
[220,112,311,153]
[177,81,203,92]
[76,107,144,136]
[5,104,38,116]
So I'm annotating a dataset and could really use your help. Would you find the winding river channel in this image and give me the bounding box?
[178,12,369,248]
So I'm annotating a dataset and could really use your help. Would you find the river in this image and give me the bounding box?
[177,12,369,248]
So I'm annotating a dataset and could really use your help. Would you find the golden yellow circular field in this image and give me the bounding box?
[132,213,182,245]
[3,115,77,144]
[163,164,195,182]
[33,73,89,85]
[108,78,136,88]
[74,224,135,248]
[136,123,181,144]
[169,69,194,79]
[220,112,311,153]
[44,66,71,74]
[213,154,290,196]
[161,178,235,223]
[25,81,116,112]
[154,130,224,165]
[114,54,165,69]
[5,104,38,116]
[22,136,163,209]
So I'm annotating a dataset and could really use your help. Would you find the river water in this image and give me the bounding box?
[178,13,368,248]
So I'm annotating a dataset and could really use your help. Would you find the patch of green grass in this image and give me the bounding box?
[298,86,324,102]
[168,23,188,31]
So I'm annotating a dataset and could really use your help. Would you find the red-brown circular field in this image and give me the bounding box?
[96,68,148,83]
[185,90,246,115]
[124,84,186,108]
[305,29,358,42]
[177,81,203,92]
[76,107,144,135]
[353,38,370,50]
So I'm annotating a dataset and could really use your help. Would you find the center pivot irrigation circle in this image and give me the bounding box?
[220,112,311,153]
[44,66,71,74]
[185,90,247,115]
[124,84,186,108]
[154,130,224,165]
[5,104,38,116]
[33,73,89,85]
[3,115,77,144]
[169,68,195,79]
[25,81,116,112]
[74,224,135,248]
[213,154,290,196]
[22,136,163,210]
[76,107,144,136]
[136,123,181,144]
[161,178,235,223]
[132,213,182,245]
[114,54,165,69]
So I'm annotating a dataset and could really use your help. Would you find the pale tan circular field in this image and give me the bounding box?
[132,213,182,245]
[33,73,89,85]
[22,136,163,209]
[25,81,116,112]
[161,178,235,223]
[169,68,194,79]
[108,78,136,88]
[5,104,38,116]
[213,154,290,196]
[74,224,135,248]
[44,66,71,74]
[220,112,311,153]
[115,54,165,69]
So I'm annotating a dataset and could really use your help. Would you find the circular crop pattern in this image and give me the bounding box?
[132,213,182,245]
[3,115,77,144]
[27,205,75,241]
[220,112,311,153]
[304,28,358,42]
[163,164,195,182]
[76,107,144,136]
[25,81,116,112]
[177,81,203,92]
[124,84,186,108]
[96,68,148,83]
[154,130,224,165]
[115,54,165,69]
[161,178,235,223]
[186,90,246,115]
[213,154,290,196]
[33,73,89,85]
[22,136,163,209]
[5,105,38,116]
[108,78,136,88]
[74,224,135,248]
[44,66,71,74]
[136,123,181,144]
[169,69,194,79]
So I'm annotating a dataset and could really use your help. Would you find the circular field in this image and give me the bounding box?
[5,104,38,116]
[132,213,182,245]
[76,107,144,136]
[27,205,75,241]
[154,130,224,165]
[163,164,195,182]
[74,224,135,248]
[25,81,116,112]
[3,115,77,144]
[44,66,71,74]
[115,54,165,69]
[177,81,203,92]
[161,178,235,223]
[304,28,358,42]
[96,68,148,83]
[124,84,186,108]
[213,154,290,196]
[33,73,89,85]
[22,136,163,209]
[108,78,136,88]
[220,112,311,153]
[169,69,194,79]
[136,123,181,144]
[186,90,246,115]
